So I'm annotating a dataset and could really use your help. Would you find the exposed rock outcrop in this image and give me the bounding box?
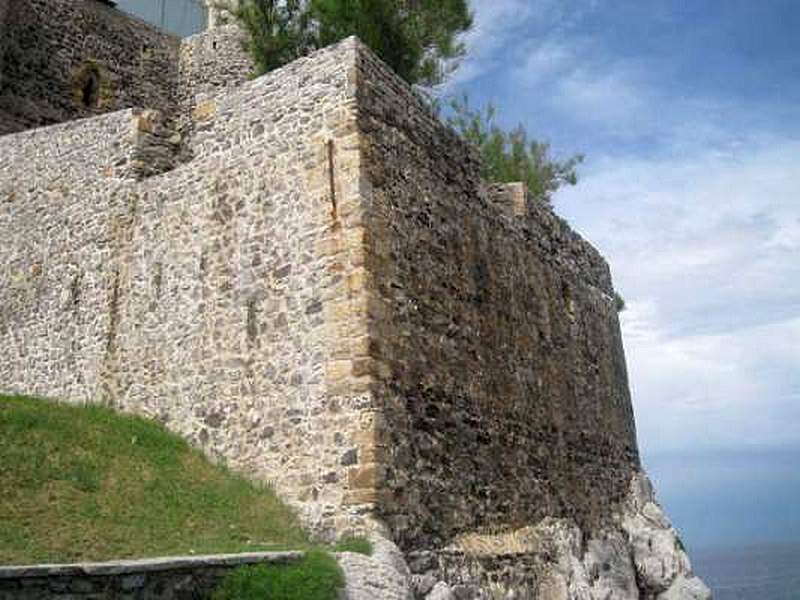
[338,534,413,600]
[394,473,711,599]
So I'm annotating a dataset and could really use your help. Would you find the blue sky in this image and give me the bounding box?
[453,0,800,551]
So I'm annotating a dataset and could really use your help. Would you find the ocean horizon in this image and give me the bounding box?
[691,541,800,600]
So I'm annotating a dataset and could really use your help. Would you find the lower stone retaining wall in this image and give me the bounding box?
[0,552,302,600]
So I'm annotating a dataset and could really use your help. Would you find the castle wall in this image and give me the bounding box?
[352,45,639,552]
[0,0,9,89]
[0,110,146,408]
[177,26,254,132]
[0,39,380,538]
[0,36,641,553]
[0,0,180,135]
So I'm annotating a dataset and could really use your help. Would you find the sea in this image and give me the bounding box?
[691,542,800,600]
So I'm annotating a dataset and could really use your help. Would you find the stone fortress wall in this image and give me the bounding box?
[0,0,178,134]
[353,44,639,552]
[0,35,375,537]
[0,2,709,597]
[0,0,251,136]
[0,10,636,539]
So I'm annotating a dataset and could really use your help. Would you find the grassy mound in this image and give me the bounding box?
[0,394,311,565]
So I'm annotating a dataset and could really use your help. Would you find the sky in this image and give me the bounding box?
[453,0,800,551]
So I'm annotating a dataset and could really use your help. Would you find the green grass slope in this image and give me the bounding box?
[0,394,310,565]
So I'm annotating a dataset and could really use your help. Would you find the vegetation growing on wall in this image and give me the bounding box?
[446,95,583,205]
[220,0,472,86]
[614,291,626,312]
[211,550,344,600]
[217,0,314,75]
[310,0,473,86]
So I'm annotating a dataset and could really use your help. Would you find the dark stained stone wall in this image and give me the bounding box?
[352,43,640,552]
[0,0,9,90]
[0,0,180,135]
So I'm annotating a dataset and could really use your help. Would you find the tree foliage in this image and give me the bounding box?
[222,0,473,86]
[613,291,626,312]
[446,95,583,204]
[218,0,314,75]
[221,3,582,204]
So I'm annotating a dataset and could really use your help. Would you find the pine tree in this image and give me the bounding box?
[446,96,583,204]
[223,0,472,86]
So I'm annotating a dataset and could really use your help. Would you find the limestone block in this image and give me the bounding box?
[338,535,413,600]
[426,582,455,600]
[657,575,712,600]
[192,99,217,121]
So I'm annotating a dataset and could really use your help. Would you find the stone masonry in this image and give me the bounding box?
[0,552,302,600]
[0,2,709,597]
[0,0,251,136]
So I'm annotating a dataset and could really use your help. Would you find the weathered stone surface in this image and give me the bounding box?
[353,38,638,552]
[401,473,710,599]
[177,25,253,134]
[0,38,370,539]
[0,0,253,137]
[620,475,711,600]
[0,0,180,135]
[337,535,413,600]
[0,552,303,600]
[426,582,455,600]
[657,575,713,600]
[583,534,639,599]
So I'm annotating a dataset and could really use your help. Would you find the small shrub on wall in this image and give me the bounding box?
[211,550,344,600]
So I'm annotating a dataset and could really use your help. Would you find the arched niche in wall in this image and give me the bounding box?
[71,60,113,112]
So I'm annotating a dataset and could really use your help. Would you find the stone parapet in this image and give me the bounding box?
[0,552,302,600]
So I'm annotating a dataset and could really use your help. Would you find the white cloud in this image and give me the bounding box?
[451,0,599,88]
[554,65,648,125]
[625,314,800,455]
[458,0,800,461]
[556,138,800,455]
[446,0,532,88]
